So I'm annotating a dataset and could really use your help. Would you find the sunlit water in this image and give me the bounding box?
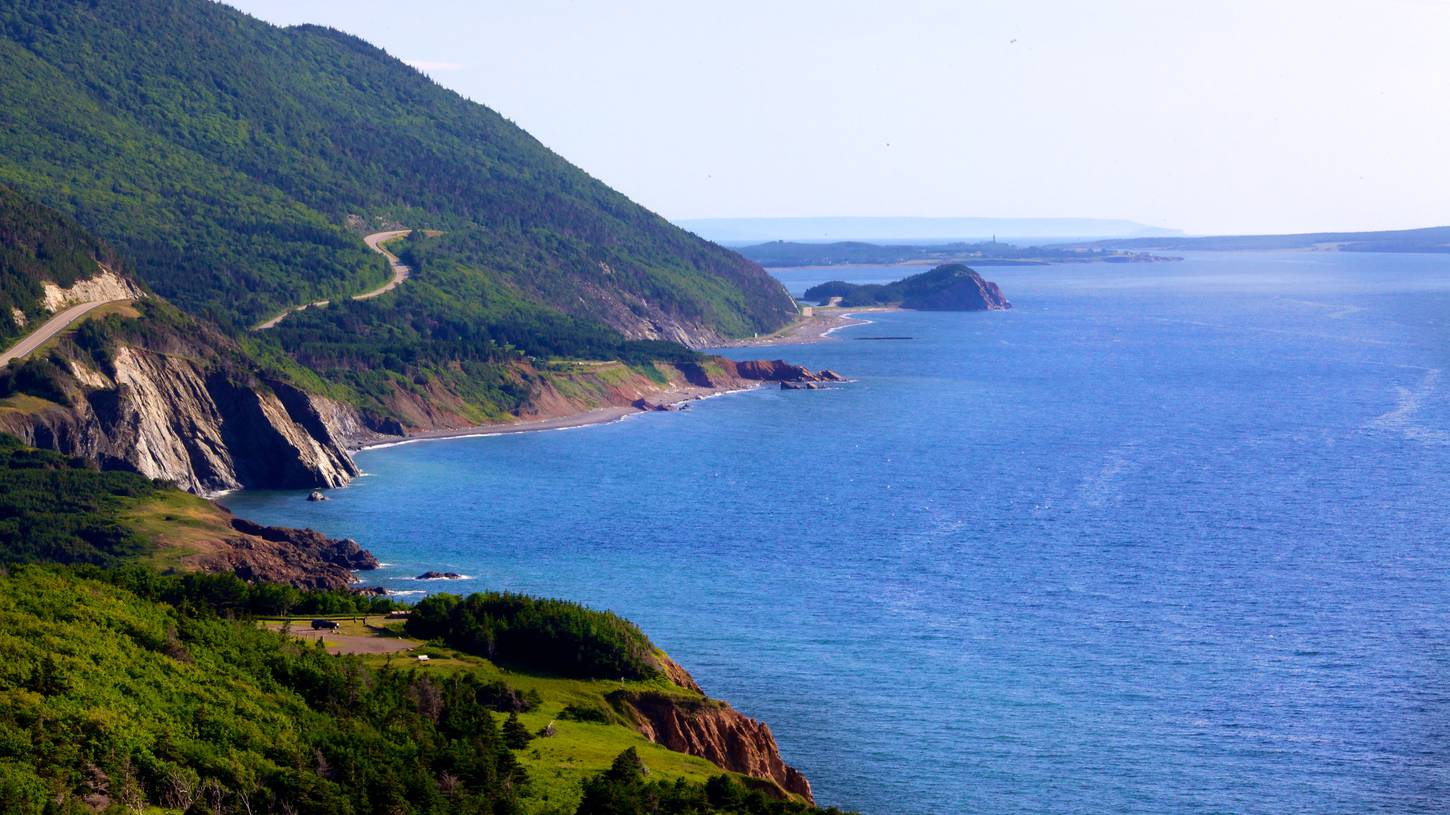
[226,252,1450,814]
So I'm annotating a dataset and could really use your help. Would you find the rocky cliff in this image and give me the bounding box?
[195,516,379,591]
[612,689,814,802]
[0,330,359,494]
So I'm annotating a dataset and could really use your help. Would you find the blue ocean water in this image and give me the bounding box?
[226,252,1450,814]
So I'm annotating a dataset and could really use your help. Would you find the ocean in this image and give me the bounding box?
[225,251,1450,814]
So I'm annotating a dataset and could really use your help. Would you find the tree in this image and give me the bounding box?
[501,712,531,750]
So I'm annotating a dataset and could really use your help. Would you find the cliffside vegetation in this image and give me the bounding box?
[0,434,159,566]
[0,436,845,814]
[0,185,123,346]
[0,0,794,338]
[407,593,663,681]
[577,749,823,815]
[0,566,529,814]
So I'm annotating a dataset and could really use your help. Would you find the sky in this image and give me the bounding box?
[225,0,1449,235]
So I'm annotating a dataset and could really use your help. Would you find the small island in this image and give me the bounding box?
[803,263,1011,311]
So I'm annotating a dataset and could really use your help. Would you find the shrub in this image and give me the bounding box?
[406,592,661,680]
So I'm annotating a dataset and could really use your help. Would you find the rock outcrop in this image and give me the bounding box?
[723,359,842,386]
[40,265,143,312]
[187,516,379,591]
[612,690,813,802]
[0,343,359,494]
[602,656,811,801]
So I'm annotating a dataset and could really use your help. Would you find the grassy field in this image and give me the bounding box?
[122,489,244,570]
[264,614,734,813]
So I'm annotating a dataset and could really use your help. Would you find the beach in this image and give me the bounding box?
[353,310,881,450]
[355,382,763,451]
[713,308,890,348]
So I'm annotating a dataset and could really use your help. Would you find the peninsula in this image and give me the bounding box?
[803,263,1012,311]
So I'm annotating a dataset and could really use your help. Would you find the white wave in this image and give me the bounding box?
[1075,442,1140,508]
[1365,368,1448,445]
[386,589,429,597]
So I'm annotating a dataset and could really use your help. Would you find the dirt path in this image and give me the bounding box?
[0,298,133,367]
[254,229,413,330]
[264,619,423,656]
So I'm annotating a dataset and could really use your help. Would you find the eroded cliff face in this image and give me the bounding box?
[613,689,814,802]
[200,516,379,591]
[0,343,358,494]
[40,265,144,311]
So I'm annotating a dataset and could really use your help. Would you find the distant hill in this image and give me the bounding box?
[803,264,1010,311]
[1070,225,1450,253]
[0,0,794,339]
[736,240,1177,268]
[678,217,1182,244]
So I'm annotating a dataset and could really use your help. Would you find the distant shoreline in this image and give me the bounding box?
[353,383,765,452]
[351,310,880,452]
[713,308,892,348]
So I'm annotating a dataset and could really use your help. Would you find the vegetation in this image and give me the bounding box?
[260,231,704,420]
[407,592,664,680]
[576,749,845,815]
[0,434,161,566]
[0,566,529,814]
[0,0,793,338]
[0,434,845,813]
[0,185,121,346]
[803,263,1005,309]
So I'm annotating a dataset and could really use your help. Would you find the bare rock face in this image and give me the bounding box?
[0,344,359,493]
[613,690,813,802]
[727,359,819,382]
[40,264,143,311]
[726,359,845,386]
[607,655,812,800]
[195,516,379,591]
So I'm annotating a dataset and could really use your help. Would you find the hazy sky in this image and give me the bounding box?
[227,0,1448,235]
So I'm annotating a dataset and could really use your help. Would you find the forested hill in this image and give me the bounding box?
[0,0,795,338]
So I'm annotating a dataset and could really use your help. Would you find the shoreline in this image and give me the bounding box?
[347,310,885,453]
[351,382,764,452]
[713,307,893,348]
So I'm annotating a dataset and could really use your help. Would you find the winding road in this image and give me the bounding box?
[0,298,133,368]
[3,230,416,364]
[254,229,413,330]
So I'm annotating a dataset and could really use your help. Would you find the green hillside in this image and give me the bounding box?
[0,436,841,814]
[0,0,794,339]
[0,185,124,346]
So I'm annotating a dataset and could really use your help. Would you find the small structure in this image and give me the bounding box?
[416,654,430,662]
[310,619,339,630]
[385,610,411,619]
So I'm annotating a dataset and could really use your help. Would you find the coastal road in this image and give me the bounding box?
[0,298,133,368]
[355,229,412,300]
[253,228,413,330]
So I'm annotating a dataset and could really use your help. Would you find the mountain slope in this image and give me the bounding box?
[0,0,795,340]
[0,185,362,492]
